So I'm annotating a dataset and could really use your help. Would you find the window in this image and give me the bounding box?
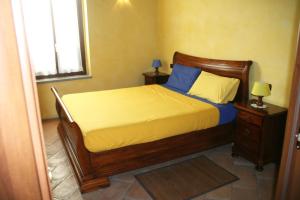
[16,0,86,80]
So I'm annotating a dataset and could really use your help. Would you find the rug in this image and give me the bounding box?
[135,155,239,200]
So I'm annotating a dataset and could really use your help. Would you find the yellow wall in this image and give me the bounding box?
[157,0,300,107]
[38,0,299,119]
[37,0,159,118]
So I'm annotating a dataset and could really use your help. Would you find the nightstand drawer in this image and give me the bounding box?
[144,76,156,85]
[236,140,259,156]
[143,72,169,85]
[235,133,259,155]
[236,119,261,143]
[238,110,263,126]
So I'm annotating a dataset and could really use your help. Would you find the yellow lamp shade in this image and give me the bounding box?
[251,82,271,97]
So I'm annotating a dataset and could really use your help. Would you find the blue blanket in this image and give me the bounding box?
[163,84,237,125]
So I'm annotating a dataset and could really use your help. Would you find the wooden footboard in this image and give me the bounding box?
[51,87,110,192]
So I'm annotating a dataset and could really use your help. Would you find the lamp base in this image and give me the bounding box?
[154,68,159,74]
[250,103,267,109]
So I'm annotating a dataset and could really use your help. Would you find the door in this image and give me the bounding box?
[275,29,300,199]
[0,0,51,199]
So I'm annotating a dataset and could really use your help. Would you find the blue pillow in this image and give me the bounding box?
[165,64,201,93]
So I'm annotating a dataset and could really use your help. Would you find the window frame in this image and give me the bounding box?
[35,0,86,80]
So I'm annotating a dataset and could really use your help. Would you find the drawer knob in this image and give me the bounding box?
[243,128,251,135]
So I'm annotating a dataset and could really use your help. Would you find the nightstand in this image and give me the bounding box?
[142,72,169,85]
[232,100,287,171]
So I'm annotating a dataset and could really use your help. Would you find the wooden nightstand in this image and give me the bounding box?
[232,100,287,171]
[142,72,169,85]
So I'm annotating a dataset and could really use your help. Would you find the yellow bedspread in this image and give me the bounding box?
[62,85,219,153]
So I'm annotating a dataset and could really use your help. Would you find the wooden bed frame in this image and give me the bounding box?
[51,52,252,193]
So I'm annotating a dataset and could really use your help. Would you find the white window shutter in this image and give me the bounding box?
[21,0,57,76]
[51,0,83,74]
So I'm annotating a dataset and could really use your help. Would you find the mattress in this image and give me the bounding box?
[62,84,220,153]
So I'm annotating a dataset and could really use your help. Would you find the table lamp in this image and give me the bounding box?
[152,59,161,74]
[251,81,271,108]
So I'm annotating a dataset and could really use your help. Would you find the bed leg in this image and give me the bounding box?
[80,176,110,193]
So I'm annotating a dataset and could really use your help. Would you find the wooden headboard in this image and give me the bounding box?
[172,52,252,103]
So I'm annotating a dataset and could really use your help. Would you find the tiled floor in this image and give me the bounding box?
[44,119,277,200]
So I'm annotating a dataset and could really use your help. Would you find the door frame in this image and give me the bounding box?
[275,26,300,199]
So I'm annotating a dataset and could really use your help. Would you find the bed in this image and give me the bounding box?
[51,52,252,192]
